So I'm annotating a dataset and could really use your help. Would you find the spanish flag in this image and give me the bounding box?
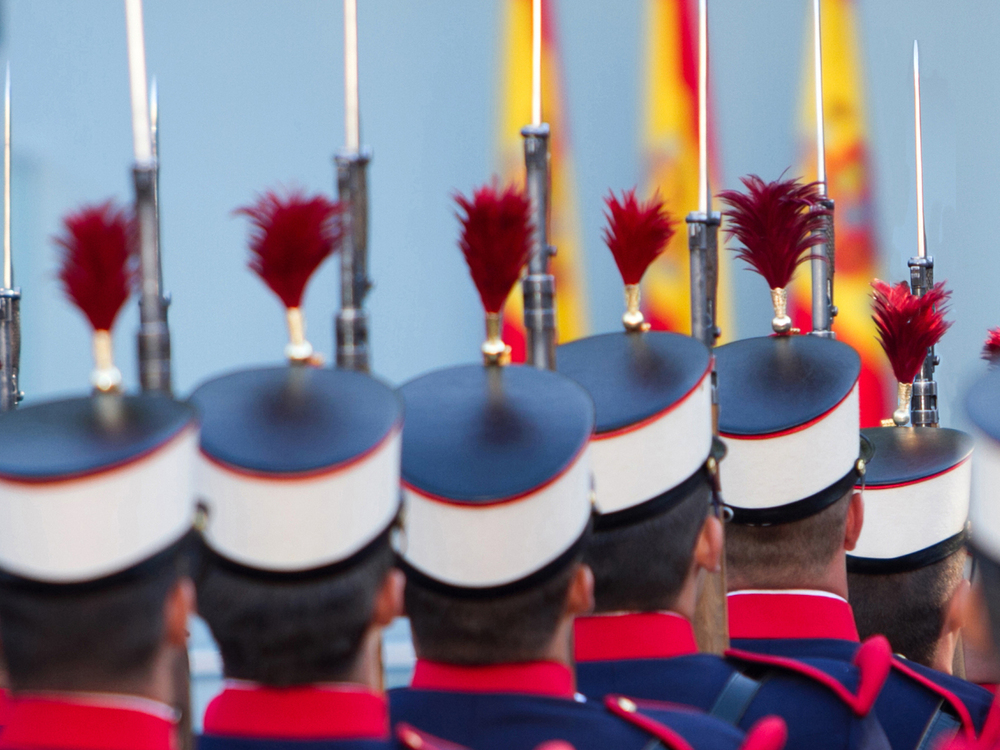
[496,0,588,361]
[789,0,889,427]
[639,0,733,341]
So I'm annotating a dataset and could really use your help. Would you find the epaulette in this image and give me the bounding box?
[725,635,892,717]
[890,656,976,738]
[395,723,471,750]
[605,695,787,750]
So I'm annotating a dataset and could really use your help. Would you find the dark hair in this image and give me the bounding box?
[585,481,711,613]
[726,489,853,588]
[0,535,192,692]
[195,539,395,686]
[848,550,965,667]
[405,556,582,665]
[974,551,1000,655]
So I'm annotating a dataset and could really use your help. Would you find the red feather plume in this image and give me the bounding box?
[55,201,136,332]
[602,189,676,285]
[455,182,532,314]
[983,328,1000,361]
[718,174,828,289]
[871,279,952,384]
[236,189,344,309]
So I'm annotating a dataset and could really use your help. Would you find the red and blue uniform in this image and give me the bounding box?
[574,611,890,750]
[197,683,396,750]
[388,660,782,750]
[0,693,176,750]
[727,590,992,750]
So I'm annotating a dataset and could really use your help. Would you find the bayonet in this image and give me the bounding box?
[0,62,21,411]
[809,0,837,337]
[908,40,938,426]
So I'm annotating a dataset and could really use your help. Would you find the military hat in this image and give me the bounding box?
[556,190,713,528]
[966,369,1000,567]
[716,175,864,525]
[848,427,972,573]
[849,280,967,574]
[0,201,199,585]
[191,188,402,575]
[396,182,594,594]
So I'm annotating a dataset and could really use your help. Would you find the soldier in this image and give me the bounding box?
[0,202,199,749]
[715,174,992,749]
[847,281,972,674]
[190,189,438,749]
[559,189,890,750]
[387,183,786,750]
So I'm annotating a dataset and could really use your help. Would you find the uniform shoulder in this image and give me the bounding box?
[889,656,991,734]
[605,695,786,750]
[725,635,892,717]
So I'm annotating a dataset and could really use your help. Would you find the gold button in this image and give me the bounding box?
[618,697,637,713]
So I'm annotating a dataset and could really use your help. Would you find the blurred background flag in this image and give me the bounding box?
[788,0,889,427]
[639,0,733,340]
[496,0,588,361]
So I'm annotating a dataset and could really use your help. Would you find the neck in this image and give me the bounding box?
[345,625,386,690]
[542,613,577,668]
[729,551,849,599]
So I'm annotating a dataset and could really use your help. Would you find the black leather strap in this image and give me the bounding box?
[915,702,962,750]
[710,671,763,724]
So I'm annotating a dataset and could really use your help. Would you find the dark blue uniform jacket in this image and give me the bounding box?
[574,612,890,750]
[727,591,993,750]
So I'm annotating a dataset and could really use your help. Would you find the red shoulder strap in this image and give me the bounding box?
[740,716,788,750]
[604,695,696,750]
[724,635,892,717]
[889,657,976,739]
[395,723,472,750]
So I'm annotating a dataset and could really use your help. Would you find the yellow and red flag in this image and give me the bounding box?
[639,0,733,340]
[789,0,889,427]
[496,0,588,360]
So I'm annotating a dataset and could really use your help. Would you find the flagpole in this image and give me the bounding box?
[0,63,20,411]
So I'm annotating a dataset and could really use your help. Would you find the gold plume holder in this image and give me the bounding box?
[623,284,650,333]
[91,329,122,393]
[888,380,913,427]
[482,312,511,367]
[285,307,323,366]
[770,287,793,334]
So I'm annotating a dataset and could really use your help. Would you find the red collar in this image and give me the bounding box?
[0,694,175,750]
[410,660,575,698]
[574,612,698,662]
[728,590,860,642]
[202,683,388,740]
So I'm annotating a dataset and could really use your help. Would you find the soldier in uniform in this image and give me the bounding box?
[557,190,890,750]
[0,202,199,750]
[387,183,787,750]
[846,292,974,674]
[189,188,443,750]
[715,176,992,749]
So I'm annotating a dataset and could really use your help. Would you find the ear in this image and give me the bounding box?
[843,491,864,552]
[945,577,971,637]
[371,568,406,628]
[565,563,595,618]
[163,577,196,649]
[694,514,723,574]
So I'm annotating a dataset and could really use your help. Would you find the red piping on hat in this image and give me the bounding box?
[726,635,892,717]
[861,456,970,491]
[719,379,859,441]
[402,441,589,508]
[0,423,198,487]
[593,363,711,440]
[201,421,402,481]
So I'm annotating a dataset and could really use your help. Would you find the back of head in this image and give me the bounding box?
[848,550,965,666]
[196,539,394,685]
[586,482,710,613]
[0,539,190,693]
[726,488,853,589]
